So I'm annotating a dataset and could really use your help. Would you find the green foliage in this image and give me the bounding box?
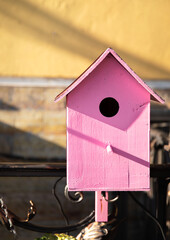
[34,234,58,240]
[34,233,76,240]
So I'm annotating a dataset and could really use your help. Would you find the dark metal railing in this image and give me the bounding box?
[0,162,169,178]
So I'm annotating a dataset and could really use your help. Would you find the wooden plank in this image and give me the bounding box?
[127,100,150,190]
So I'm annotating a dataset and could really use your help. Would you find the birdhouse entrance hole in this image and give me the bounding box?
[99,97,119,117]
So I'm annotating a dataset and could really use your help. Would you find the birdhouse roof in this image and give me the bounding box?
[55,48,164,103]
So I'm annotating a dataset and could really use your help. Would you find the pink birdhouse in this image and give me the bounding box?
[55,48,164,222]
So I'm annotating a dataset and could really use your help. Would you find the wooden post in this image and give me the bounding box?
[95,191,108,222]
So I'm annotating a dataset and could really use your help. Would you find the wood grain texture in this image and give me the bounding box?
[67,54,150,191]
[95,191,108,222]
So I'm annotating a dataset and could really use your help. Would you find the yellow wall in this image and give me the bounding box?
[0,0,170,79]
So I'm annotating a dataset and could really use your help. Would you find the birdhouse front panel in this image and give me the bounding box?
[67,53,150,191]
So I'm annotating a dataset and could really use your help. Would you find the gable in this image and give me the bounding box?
[55,48,164,104]
[67,53,150,131]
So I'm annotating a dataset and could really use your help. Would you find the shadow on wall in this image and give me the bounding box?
[0,0,170,78]
[0,99,19,111]
[0,121,66,162]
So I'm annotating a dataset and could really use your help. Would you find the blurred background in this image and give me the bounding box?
[0,0,169,239]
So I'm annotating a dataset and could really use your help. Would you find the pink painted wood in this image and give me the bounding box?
[67,54,151,191]
[95,191,108,222]
[55,48,164,104]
